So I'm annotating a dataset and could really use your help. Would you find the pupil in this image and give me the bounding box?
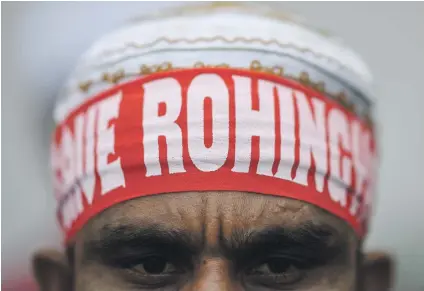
[143,257,167,274]
[268,259,290,273]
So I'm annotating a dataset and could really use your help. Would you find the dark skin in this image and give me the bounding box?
[33,191,393,291]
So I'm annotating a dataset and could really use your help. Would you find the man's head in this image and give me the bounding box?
[34,4,394,291]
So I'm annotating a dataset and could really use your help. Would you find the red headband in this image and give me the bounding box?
[52,68,377,243]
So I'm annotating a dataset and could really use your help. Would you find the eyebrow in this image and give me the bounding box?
[83,223,202,263]
[221,222,349,266]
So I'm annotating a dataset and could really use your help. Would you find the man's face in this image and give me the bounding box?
[70,191,357,291]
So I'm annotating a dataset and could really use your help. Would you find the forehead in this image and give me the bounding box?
[76,191,353,243]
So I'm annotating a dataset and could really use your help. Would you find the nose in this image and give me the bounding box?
[183,257,242,291]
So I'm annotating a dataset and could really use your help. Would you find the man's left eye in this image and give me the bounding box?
[245,258,304,286]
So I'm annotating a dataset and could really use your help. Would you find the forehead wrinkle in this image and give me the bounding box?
[270,196,350,230]
[219,194,314,230]
[74,191,355,256]
[218,196,355,248]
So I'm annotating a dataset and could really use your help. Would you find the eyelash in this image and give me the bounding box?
[112,254,174,269]
[245,254,305,271]
[242,247,330,269]
[241,255,312,288]
[111,253,187,288]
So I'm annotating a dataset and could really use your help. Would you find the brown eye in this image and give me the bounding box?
[119,256,183,288]
[248,259,295,274]
[267,259,293,273]
[142,257,168,274]
[245,258,304,286]
[132,256,177,275]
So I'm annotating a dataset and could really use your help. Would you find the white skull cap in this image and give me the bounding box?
[55,2,374,123]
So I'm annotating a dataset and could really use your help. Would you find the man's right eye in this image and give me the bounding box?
[117,255,185,288]
[130,256,178,275]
